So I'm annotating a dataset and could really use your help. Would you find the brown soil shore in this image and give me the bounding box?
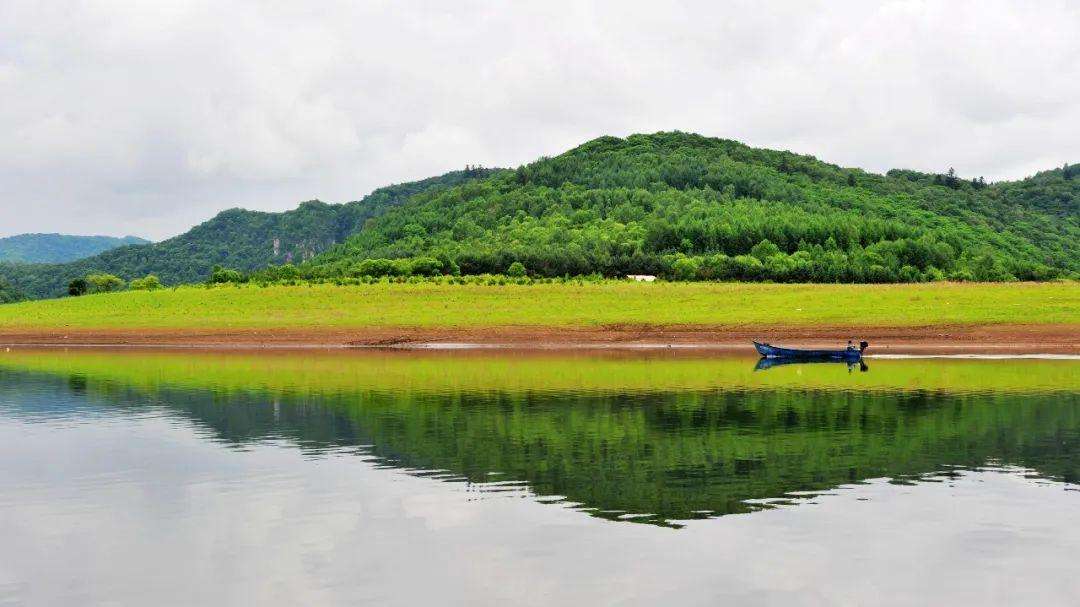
[0,323,1077,354]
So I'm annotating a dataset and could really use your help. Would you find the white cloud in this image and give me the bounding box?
[1,0,1077,239]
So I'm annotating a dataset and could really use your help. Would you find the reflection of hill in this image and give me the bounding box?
[0,352,1077,527]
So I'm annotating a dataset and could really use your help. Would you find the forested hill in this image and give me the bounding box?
[1,168,498,299]
[0,234,148,263]
[304,132,1078,282]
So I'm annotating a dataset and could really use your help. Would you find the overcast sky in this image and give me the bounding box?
[2,1,1078,240]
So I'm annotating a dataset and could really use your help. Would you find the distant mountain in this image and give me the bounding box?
[0,234,149,264]
[0,168,499,299]
[304,132,1078,282]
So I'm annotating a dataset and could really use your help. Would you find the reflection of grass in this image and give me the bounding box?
[3,349,1077,525]
[0,349,1076,395]
[0,281,1076,329]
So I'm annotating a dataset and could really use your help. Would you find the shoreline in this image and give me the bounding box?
[1,323,1077,354]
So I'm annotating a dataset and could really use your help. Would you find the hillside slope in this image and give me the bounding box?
[0,234,148,264]
[304,132,1078,282]
[1,168,497,298]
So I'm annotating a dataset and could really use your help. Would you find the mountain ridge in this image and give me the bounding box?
[0,233,149,264]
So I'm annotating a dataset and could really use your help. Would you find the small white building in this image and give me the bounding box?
[627,274,657,282]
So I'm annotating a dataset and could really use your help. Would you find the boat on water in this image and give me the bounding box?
[753,340,868,361]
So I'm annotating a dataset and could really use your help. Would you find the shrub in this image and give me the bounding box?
[506,261,527,278]
[924,266,946,282]
[352,259,397,277]
[278,264,301,281]
[209,266,244,284]
[898,265,922,283]
[750,239,781,262]
[732,255,765,280]
[410,257,444,277]
[670,256,700,280]
[129,274,163,291]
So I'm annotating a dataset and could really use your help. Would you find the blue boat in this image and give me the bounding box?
[753,340,867,361]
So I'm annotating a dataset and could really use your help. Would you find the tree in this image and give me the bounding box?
[68,278,89,297]
[86,273,125,293]
[945,167,958,188]
[968,251,1014,282]
[129,274,162,291]
[0,278,20,303]
[750,239,781,261]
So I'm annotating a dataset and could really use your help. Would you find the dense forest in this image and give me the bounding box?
[0,278,19,303]
[303,132,1078,283]
[0,169,496,298]
[0,234,147,264]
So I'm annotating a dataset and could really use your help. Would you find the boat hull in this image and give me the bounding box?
[753,341,862,361]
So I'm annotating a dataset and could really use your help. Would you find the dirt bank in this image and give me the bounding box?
[0,323,1077,354]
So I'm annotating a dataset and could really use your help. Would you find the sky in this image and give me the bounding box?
[1,0,1078,240]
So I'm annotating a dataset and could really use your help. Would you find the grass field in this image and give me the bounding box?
[0,281,1076,330]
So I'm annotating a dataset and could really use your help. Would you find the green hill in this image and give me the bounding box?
[304,132,1079,283]
[0,168,497,299]
[4,132,1077,299]
[0,233,148,264]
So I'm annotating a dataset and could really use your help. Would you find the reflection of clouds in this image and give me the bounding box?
[2,1,1079,238]
[2,410,1079,606]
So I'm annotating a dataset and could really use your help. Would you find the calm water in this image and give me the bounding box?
[1,349,1078,606]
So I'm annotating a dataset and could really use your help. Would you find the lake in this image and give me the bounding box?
[1,348,1077,606]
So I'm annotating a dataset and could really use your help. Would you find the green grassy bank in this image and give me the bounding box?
[0,281,1076,330]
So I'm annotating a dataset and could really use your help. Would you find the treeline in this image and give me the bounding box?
[65,273,163,296]
[301,132,1078,283]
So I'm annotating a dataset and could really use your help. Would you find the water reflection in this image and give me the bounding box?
[2,349,1080,606]
[1,350,1077,527]
[754,357,868,372]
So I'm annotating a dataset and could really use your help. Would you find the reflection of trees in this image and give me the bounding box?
[2,369,1078,527]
